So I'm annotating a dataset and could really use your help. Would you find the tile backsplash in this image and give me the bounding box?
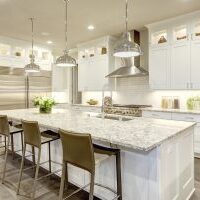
[82,76,200,110]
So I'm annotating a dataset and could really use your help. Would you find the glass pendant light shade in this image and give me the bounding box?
[113,33,142,57]
[56,50,76,67]
[56,0,76,67]
[113,0,142,58]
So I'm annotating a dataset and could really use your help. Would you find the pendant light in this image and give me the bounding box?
[24,18,40,73]
[113,0,142,58]
[56,0,76,67]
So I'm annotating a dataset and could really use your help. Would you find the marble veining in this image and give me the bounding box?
[0,108,195,152]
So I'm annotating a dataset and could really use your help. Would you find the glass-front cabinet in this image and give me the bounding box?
[172,24,188,43]
[0,43,11,56]
[192,20,200,40]
[151,29,168,46]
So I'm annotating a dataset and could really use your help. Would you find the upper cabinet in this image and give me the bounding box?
[0,36,53,71]
[78,36,116,91]
[146,11,200,90]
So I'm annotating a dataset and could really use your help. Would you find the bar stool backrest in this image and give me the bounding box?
[59,129,95,173]
[22,120,41,148]
[0,115,10,136]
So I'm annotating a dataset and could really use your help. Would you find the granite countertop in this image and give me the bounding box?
[72,104,101,108]
[142,107,200,115]
[0,108,195,152]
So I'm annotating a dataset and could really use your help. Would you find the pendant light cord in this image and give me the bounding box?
[29,17,34,60]
[64,0,69,52]
[125,0,128,34]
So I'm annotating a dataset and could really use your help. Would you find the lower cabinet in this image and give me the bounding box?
[143,110,200,154]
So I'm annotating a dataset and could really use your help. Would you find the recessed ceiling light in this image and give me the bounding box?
[88,25,95,30]
[47,40,53,44]
[41,32,50,36]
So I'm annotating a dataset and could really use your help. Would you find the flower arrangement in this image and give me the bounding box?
[33,96,56,113]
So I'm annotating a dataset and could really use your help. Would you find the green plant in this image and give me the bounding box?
[33,96,56,113]
[187,96,200,110]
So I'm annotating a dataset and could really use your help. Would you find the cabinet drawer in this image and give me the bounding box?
[171,113,200,122]
[142,111,172,120]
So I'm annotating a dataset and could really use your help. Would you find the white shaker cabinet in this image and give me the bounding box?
[78,36,116,91]
[146,11,200,90]
[170,42,190,89]
[190,40,200,89]
[78,60,90,91]
[149,46,170,89]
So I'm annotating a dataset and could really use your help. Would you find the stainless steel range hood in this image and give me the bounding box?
[106,30,148,78]
[106,57,148,78]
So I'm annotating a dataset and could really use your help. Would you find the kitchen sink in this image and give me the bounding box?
[95,114,132,121]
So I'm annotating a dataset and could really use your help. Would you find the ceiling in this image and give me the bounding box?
[0,0,200,53]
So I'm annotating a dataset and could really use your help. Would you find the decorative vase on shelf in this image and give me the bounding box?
[33,96,56,114]
[158,36,167,44]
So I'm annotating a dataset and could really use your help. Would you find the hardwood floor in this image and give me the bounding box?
[0,153,199,199]
[0,153,100,200]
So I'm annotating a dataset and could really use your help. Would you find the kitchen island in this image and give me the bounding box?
[0,108,195,200]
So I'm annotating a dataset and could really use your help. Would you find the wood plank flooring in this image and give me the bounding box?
[0,154,199,199]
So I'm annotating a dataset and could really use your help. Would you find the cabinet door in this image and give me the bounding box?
[149,46,170,89]
[191,40,200,89]
[88,56,108,91]
[194,123,200,154]
[171,42,190,89]
[78,60,90,91]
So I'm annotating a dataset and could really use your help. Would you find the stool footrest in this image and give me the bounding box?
[36,168,62,181]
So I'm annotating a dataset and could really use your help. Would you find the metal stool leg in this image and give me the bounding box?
[65,162,68,190]
[32,146,36,177]
[21,132,24,151]
[48,142,51,173]
[2,136,10,184]
[116,151,122,200]
[4,136,6,154]
[59,161,66,200]
[11,134,14,160]
[31,147,41,200]
[89,172,95,200]
[17,144,26,194]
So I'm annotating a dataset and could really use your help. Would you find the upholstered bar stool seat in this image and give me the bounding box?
[59,129,122,200]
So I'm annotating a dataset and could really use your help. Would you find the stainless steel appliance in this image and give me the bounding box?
[0,66,52,110]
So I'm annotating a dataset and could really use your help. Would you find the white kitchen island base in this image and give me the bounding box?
[12,126,194,200]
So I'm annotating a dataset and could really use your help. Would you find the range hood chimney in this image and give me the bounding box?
[106,30,148,78]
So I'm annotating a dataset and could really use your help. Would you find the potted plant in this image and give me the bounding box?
[33,96,56,113]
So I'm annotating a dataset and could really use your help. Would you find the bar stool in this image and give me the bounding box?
[17,120,60,199]
[0,115,23,184]
[58,129,122,200]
